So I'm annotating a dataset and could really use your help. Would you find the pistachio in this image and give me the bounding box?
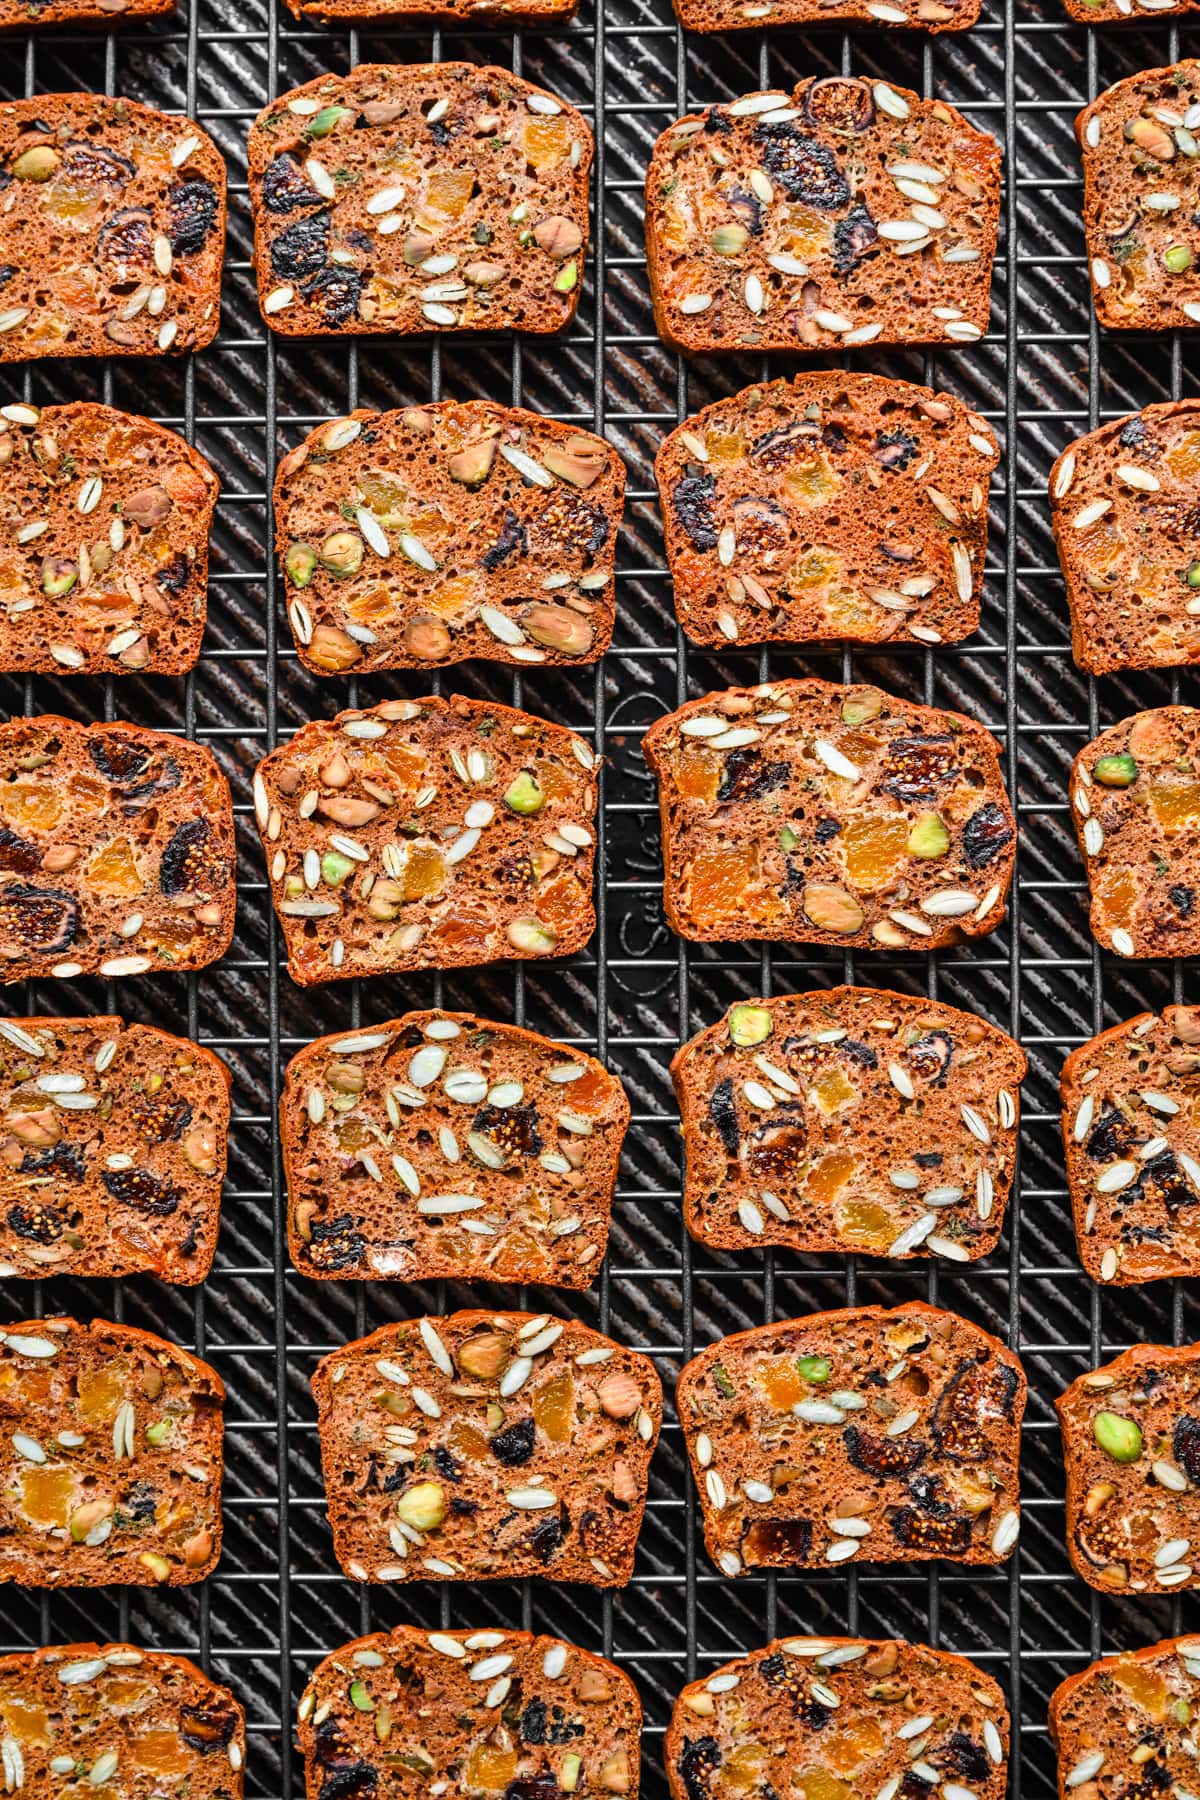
[402,615,453,660]
[504,772,545,815]
[1165,243,1195,273]
[711,223,750,256]
[507,916,557,952]
[553,260,579,296]
[1092,1411,1143,1461]
[139,1551,172,1581]
[320,531,364,578]
[779,825,798,852]
[13,145,59,181]
[1125,116,1175,161]
[285,542,318,587]
[146,1418,173,1446]
[348,1680,375,1712]
[907,812,950,858]
[1188,562,1200,589]
[597,1370,642,1419]
[307,625,362,672]
[448,437,500,486]
[1094,753,1138,787]
[802,882,865,935]
[321,851,355,887]
[520,603,594,656]
[305,104,353,138]
[561,1753,583,1793]
[841,688,883,725]
[42,557,78,598]
[534,215,584,259]
[729,1003,772,1047]
[458,1331,510,1378]
[395,1480,447,1531]
[797,1355,831,1382]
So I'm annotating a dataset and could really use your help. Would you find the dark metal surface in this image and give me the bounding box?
[4,3,1200,1798]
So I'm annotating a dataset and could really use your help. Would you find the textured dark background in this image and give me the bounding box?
[3,5,1200,1797]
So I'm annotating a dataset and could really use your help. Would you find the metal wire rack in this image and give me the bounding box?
[6,0,1200,1794]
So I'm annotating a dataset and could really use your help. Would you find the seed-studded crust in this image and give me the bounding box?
[0,95,225,364]
[657,374,998,651]
[642,679,1015,952]
[1050,401,1200,675]
[1057,1342,1200,1596]
[676,1302,1025,1577]
[1070,706,1200,960]
[673,0,980,31]
[0,402,218,676]
[281,0,573,22]
[312,1309,661,1586]
[1077,63,1200,333]
[274,403,623,674]
[1049,1637,1200,1800]
[297,1626,639,1800]
[0,714,236,984]
[282,1010,628,1286]
[254,695,597,985]
[644,76,1000,355]
[0,1015,229,1284]
[247,64,592,339]
[674,988,1025,1262]
[1060,1007,1200,1285]
[0,1643,245,1796]
[665,1636,1009,1800]
[0,1315,223,1587]
[0,0,173,23]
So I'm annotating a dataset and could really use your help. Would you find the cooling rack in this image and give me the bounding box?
[4,0,1200,1794]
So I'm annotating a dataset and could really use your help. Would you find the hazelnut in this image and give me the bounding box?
[597,1371,642,1419]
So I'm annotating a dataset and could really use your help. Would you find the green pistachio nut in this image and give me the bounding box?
[1093,753,1138,788]
[1165,243,1195,273]
[504,772,545,815]
[285,542,318,587]
[348,1681,375,1713]
[797,1355,831,1383]
[1092,1410,1143,1461]
[321,851,355,887]
[320,530,364,578]
[907,811,950,858]
[729,1003,773,1048]
[395,1480,447,1531]
[305,105,353,138]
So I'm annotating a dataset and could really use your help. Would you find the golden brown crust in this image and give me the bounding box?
[0,402,218,675]
[274,403,623,674]
[676,1301,1025,1576]
[673,986,1025,1259]
[0,0,173,23]
[0,95,225,363]
[247,66,592,340]
[0,1315,224,1587]
[665,1636,1009,1800]
[645,77,1000,355]
[1076,64,1200,333]
[1049,1636,1200,1800]
[0,1015,230,1283]
[1049,401,1200,675]
[254,695,598,985]
[0,1642,245,1795]
[1059,1006,1200,1284]
[656,373,998,651]
[1056,1342,1200,1595]
[1069,706,1200,959]
[312,1309,661,1586]
[281,1009,628,1286]
[298,1626,639,1800]
[0,714,236,983]
[642,678,1014,952]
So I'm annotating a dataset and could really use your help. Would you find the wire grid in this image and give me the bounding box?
[6,1,1200,1796]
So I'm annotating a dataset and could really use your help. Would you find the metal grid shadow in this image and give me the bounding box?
[6,0,1200,1797]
